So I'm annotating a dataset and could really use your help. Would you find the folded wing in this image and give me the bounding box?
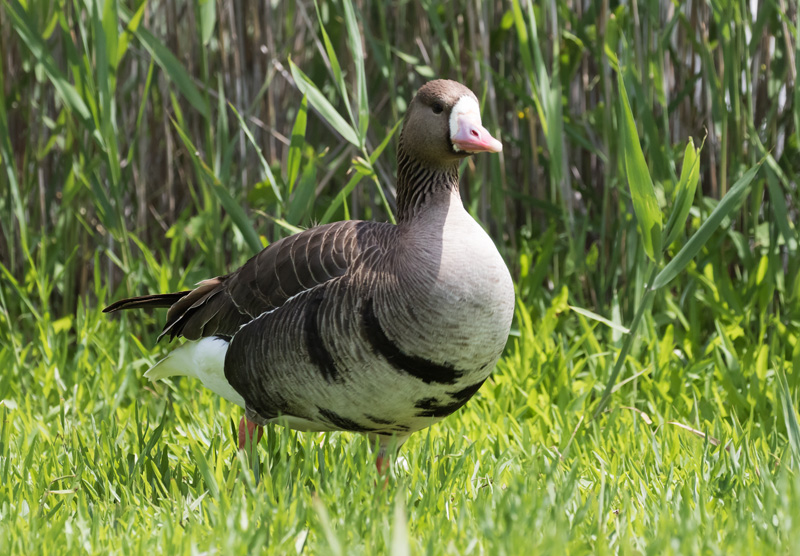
[105,220,374,342]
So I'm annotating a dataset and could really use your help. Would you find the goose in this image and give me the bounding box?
[104,79,515,472]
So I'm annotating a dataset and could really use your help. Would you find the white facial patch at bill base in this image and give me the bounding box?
[449,95,482,152]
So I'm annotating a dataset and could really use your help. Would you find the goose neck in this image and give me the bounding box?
[396,149,460,222]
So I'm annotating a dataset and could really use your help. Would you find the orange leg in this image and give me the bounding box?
[375,454,391,487]
[376,454,390,475]
[238,416,264,450]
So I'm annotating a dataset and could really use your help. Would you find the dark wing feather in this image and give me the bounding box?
[103,291,190,312]
[155,220,367,341]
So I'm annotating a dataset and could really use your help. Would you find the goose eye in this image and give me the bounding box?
[432,102,444,114]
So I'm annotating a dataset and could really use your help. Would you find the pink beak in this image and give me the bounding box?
[451,114,503,153]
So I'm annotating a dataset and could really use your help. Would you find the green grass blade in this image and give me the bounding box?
[365,121,402,174]
[197,0,216,45]
[369,119,402,165]
[777,369,800,465]
[342,0,368,144]
[651,162,762,291]
[289,59,360,147]
[618,70,662,262]
[750,133,798,253]
[314,0,355,131]
[101,0,119,73]
[569,305,630,334]
[116,0,146,65]
[189,441,220,500]
[765,169,797,252]
[287,95,308,193]
[228,103,283,205]
[286,156,317,227]
[264,216,304,236]
[663,139,701,247]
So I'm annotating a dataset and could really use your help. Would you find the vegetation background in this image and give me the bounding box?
[1,0,799,553]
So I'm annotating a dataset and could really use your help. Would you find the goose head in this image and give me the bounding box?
[400,80,502,167]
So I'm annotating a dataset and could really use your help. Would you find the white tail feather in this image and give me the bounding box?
[145,337,245,408]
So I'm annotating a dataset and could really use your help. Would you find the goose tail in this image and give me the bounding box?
[144,337,245,408]
[103,292,190,313]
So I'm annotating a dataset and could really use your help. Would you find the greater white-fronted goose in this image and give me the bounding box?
[105,80,515,472]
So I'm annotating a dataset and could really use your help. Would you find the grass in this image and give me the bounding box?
[2,0,800,553]
[2,285,800,554]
